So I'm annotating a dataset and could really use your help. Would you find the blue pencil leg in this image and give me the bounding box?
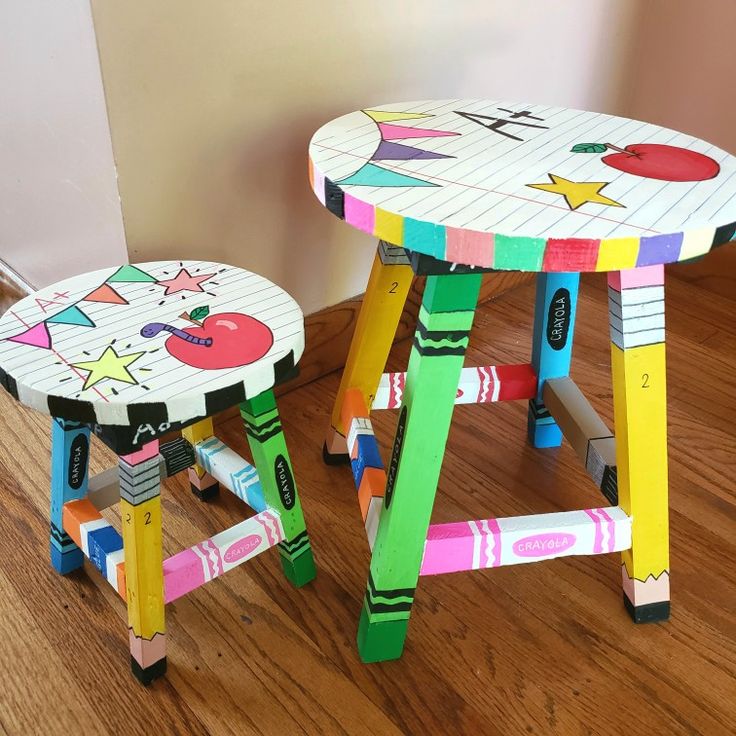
[49,418,91,574]
[527,272,580,448]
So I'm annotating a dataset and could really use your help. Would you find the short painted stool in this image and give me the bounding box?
[0,261,316,683]
[308,100,736,662]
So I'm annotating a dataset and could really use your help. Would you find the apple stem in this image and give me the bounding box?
[605,143,637,157]
[179,311,203,327]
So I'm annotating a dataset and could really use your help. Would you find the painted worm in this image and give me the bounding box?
[141,322,213,346]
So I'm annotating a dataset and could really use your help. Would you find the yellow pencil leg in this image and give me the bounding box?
[182,418,219,500]
[609,266,670,622]
[325,242,413,461]
[120,441,166,683]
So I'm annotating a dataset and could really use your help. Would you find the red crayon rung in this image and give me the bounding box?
[372,363,537,409]
[493,363,538,401]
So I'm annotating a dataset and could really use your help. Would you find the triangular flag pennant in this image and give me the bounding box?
[46,305,95,328]
[363,110,435,124]
[107,265,157,283]
[337,163,438,188]
[371,140,454,161]
[83,283,129,305]
[378,123,460,140]
[6,322,52,349]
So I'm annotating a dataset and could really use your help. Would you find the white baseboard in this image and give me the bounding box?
[0,259,34,295]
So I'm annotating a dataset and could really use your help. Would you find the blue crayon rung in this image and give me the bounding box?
[351,433,384,487]
[62,499,127,596]
[195,437,267,512]
[87,524,124,576]
[231,464,266,512]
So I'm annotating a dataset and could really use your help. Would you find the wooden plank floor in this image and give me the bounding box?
[0,270,734,735]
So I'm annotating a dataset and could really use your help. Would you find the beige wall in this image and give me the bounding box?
[0,0,127,289]
[90,0,638,313]
[4,2,733,304]
[618,0,736,152]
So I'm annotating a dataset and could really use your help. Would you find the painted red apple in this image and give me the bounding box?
[141,307,273,369]
[572,142,720,182]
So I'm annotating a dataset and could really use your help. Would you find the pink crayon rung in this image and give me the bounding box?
[163,509,284,602]
[420,506,631,576]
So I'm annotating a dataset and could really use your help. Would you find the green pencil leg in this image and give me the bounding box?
[357,273,482,662]
[240,390,316,587]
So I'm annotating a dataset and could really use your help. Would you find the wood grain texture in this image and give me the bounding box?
[0,268,734,735]
[0,271,24,318]
[669,247,736,302]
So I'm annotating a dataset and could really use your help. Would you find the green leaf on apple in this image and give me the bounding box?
[189,305,210,322]
[571,143,607,153]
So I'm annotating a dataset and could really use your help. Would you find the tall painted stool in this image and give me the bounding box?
[308,100,736,662]
[0,260,316,683]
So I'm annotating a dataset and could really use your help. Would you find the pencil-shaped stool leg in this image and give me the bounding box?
[50,418,91,574]
[608,265,670,622]
[182,418,219,501]
[120,440,166,684]
[325,242,413,462]
[528,272,580,448]
[358,272,482,663]
[240,390,316,587]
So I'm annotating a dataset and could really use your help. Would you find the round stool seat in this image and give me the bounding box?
[0,261,303,428]
[309,99,736,271]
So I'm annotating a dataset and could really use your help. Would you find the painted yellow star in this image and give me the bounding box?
[527,174,624,210]
[71,346,146,390]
